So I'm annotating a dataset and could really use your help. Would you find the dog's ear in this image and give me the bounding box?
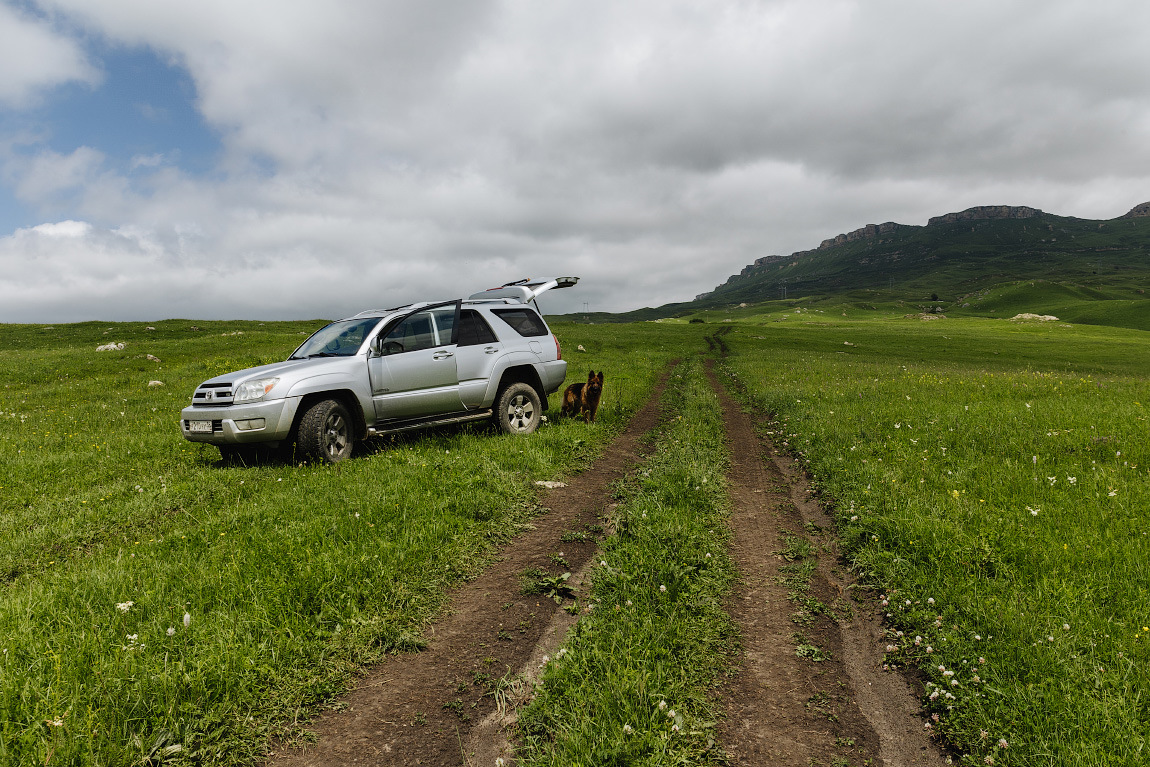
[587,369,595,379]
[597,371,604,382]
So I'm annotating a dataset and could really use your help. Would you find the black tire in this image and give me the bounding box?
[298,399,355,463]
[495,383,542,435]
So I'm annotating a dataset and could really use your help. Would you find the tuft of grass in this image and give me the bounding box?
[520,569,576,604]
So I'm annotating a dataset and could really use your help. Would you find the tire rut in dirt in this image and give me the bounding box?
[266,368,674,767]
[706,360,946,767]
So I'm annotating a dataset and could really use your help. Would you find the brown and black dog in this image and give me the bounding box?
[561,370,604,422]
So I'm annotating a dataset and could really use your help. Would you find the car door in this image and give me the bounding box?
[453,309,504,408]
[368,303,464,421]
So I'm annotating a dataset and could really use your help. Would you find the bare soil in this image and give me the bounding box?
[707,361,947,767]
[267,362,949,766]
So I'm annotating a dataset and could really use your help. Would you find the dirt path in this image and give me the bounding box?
[267,371,671,767]
[707,361,947,766]
[268,360,949,766]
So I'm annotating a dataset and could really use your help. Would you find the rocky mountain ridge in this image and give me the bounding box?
[699,202,1149,300]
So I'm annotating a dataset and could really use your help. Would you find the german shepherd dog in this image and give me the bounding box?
[561,370,604,423]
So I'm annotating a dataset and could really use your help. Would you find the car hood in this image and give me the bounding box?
[197,356,359,387]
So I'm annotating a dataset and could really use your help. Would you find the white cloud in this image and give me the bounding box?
[13,146,105,202]
[0,3,97,107]
[2,0,1150,321]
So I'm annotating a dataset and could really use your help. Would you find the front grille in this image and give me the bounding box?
[192,383,234,406]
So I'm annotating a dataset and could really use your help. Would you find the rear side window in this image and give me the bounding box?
[491,308,549,337]
[458,309,498,346]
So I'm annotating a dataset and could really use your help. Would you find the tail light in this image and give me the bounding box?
[553,334,562,360]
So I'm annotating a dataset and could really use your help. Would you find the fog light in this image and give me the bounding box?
[235,418,266,431]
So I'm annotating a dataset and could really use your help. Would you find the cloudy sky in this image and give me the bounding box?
[2,0,1149,322]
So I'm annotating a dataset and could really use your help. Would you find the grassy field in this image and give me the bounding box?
[3,312,1148,766]
[517,356,735,766]
[718,314,1150,766]
[0,319,700,765]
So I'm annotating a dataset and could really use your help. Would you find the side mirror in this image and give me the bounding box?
[369,337,383,357]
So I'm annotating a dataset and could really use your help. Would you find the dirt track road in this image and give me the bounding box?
[268,361,948,766]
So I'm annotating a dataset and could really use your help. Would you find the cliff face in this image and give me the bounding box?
[819,221,901,249]
[1121,201,1150,218]
[926,205,1041,225]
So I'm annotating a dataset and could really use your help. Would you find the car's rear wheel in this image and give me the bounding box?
[299,398,355,463]
[495,383,542,435]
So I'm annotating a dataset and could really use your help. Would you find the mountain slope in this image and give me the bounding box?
[699,204,1150,307]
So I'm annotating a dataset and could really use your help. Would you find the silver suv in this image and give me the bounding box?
[180,277,577,463]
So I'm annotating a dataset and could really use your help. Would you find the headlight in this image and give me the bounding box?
[233,377,280,403]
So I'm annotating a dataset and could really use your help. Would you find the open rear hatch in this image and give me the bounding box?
[467,277,578,304]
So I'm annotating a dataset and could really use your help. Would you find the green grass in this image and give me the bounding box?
[0,319,702,765]
[718,315,1150,766]
[516,357,735,766]
[7,311,1150,766]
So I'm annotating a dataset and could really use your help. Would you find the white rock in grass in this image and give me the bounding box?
[534,480,567,489]
[146,354,161,362]
[96,342,125,351]
[148,380,164,387]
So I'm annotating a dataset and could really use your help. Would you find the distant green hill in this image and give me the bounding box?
[558,203,1150,330]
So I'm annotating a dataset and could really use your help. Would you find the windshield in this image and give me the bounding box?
[289,317,383,359]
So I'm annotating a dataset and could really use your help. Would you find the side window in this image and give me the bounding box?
[429,306,457,345]
[491,308,548,337]
[457,310,498,346]
[381,311,436,354]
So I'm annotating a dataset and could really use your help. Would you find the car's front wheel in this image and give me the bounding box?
[495,383,542,435]
[299,398,355,463]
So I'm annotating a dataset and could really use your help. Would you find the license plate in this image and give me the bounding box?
[188,420,213,433]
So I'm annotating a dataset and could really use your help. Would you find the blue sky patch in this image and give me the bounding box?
[0,43,223,232]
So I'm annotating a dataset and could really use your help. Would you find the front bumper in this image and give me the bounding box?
[180,397,300,445]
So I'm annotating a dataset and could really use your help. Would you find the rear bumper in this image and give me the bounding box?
[180,397,300,445]
[538,360,567,394]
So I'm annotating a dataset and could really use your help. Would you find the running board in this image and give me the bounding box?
[367,409,493,437]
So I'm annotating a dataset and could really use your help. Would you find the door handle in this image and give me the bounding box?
[484,346,499,354]
[433,350,454,360]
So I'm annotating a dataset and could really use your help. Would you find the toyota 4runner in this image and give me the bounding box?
[180,277,577,463]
